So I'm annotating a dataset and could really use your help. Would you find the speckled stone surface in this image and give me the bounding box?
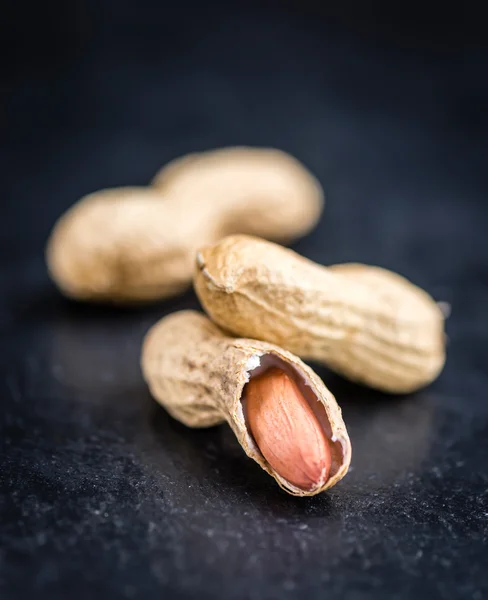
[1,3,487,598]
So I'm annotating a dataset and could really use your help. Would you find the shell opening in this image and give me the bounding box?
[242,353,344,492]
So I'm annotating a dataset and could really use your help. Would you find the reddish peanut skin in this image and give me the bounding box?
[245,368,331,491]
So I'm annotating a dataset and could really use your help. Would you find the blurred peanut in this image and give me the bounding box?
[46,147,323,303]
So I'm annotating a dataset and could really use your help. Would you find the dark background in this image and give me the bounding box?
[1,1,488,599]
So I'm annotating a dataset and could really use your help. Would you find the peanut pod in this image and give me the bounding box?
[194,235,446,394]
[141,310,351,497]
[46,147,323,303]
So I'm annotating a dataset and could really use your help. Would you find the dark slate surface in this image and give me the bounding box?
[1,3,487,599]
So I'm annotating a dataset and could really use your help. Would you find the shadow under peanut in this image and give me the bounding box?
[316,368,435,489]
[45,289,199,396]
[143,380,432,521]
[145,403,335,518]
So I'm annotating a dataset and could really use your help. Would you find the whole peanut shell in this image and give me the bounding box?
[46,147,323,303]
[194,235,446,394]
[141,310,351,496]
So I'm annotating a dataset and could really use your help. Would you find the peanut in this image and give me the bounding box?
[194,235,446,394]
[46,147,323,303]
[245,368,331,491]
[141,310,351,496]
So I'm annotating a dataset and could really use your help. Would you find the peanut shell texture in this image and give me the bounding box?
[141,311,351,497]
[194,235,446,394]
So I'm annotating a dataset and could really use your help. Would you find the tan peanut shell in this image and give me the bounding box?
[46,147,323,303]
[194,235,446,394]
[141,310,351,496]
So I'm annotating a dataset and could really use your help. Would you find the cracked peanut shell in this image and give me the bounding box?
[141,310,351,497]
